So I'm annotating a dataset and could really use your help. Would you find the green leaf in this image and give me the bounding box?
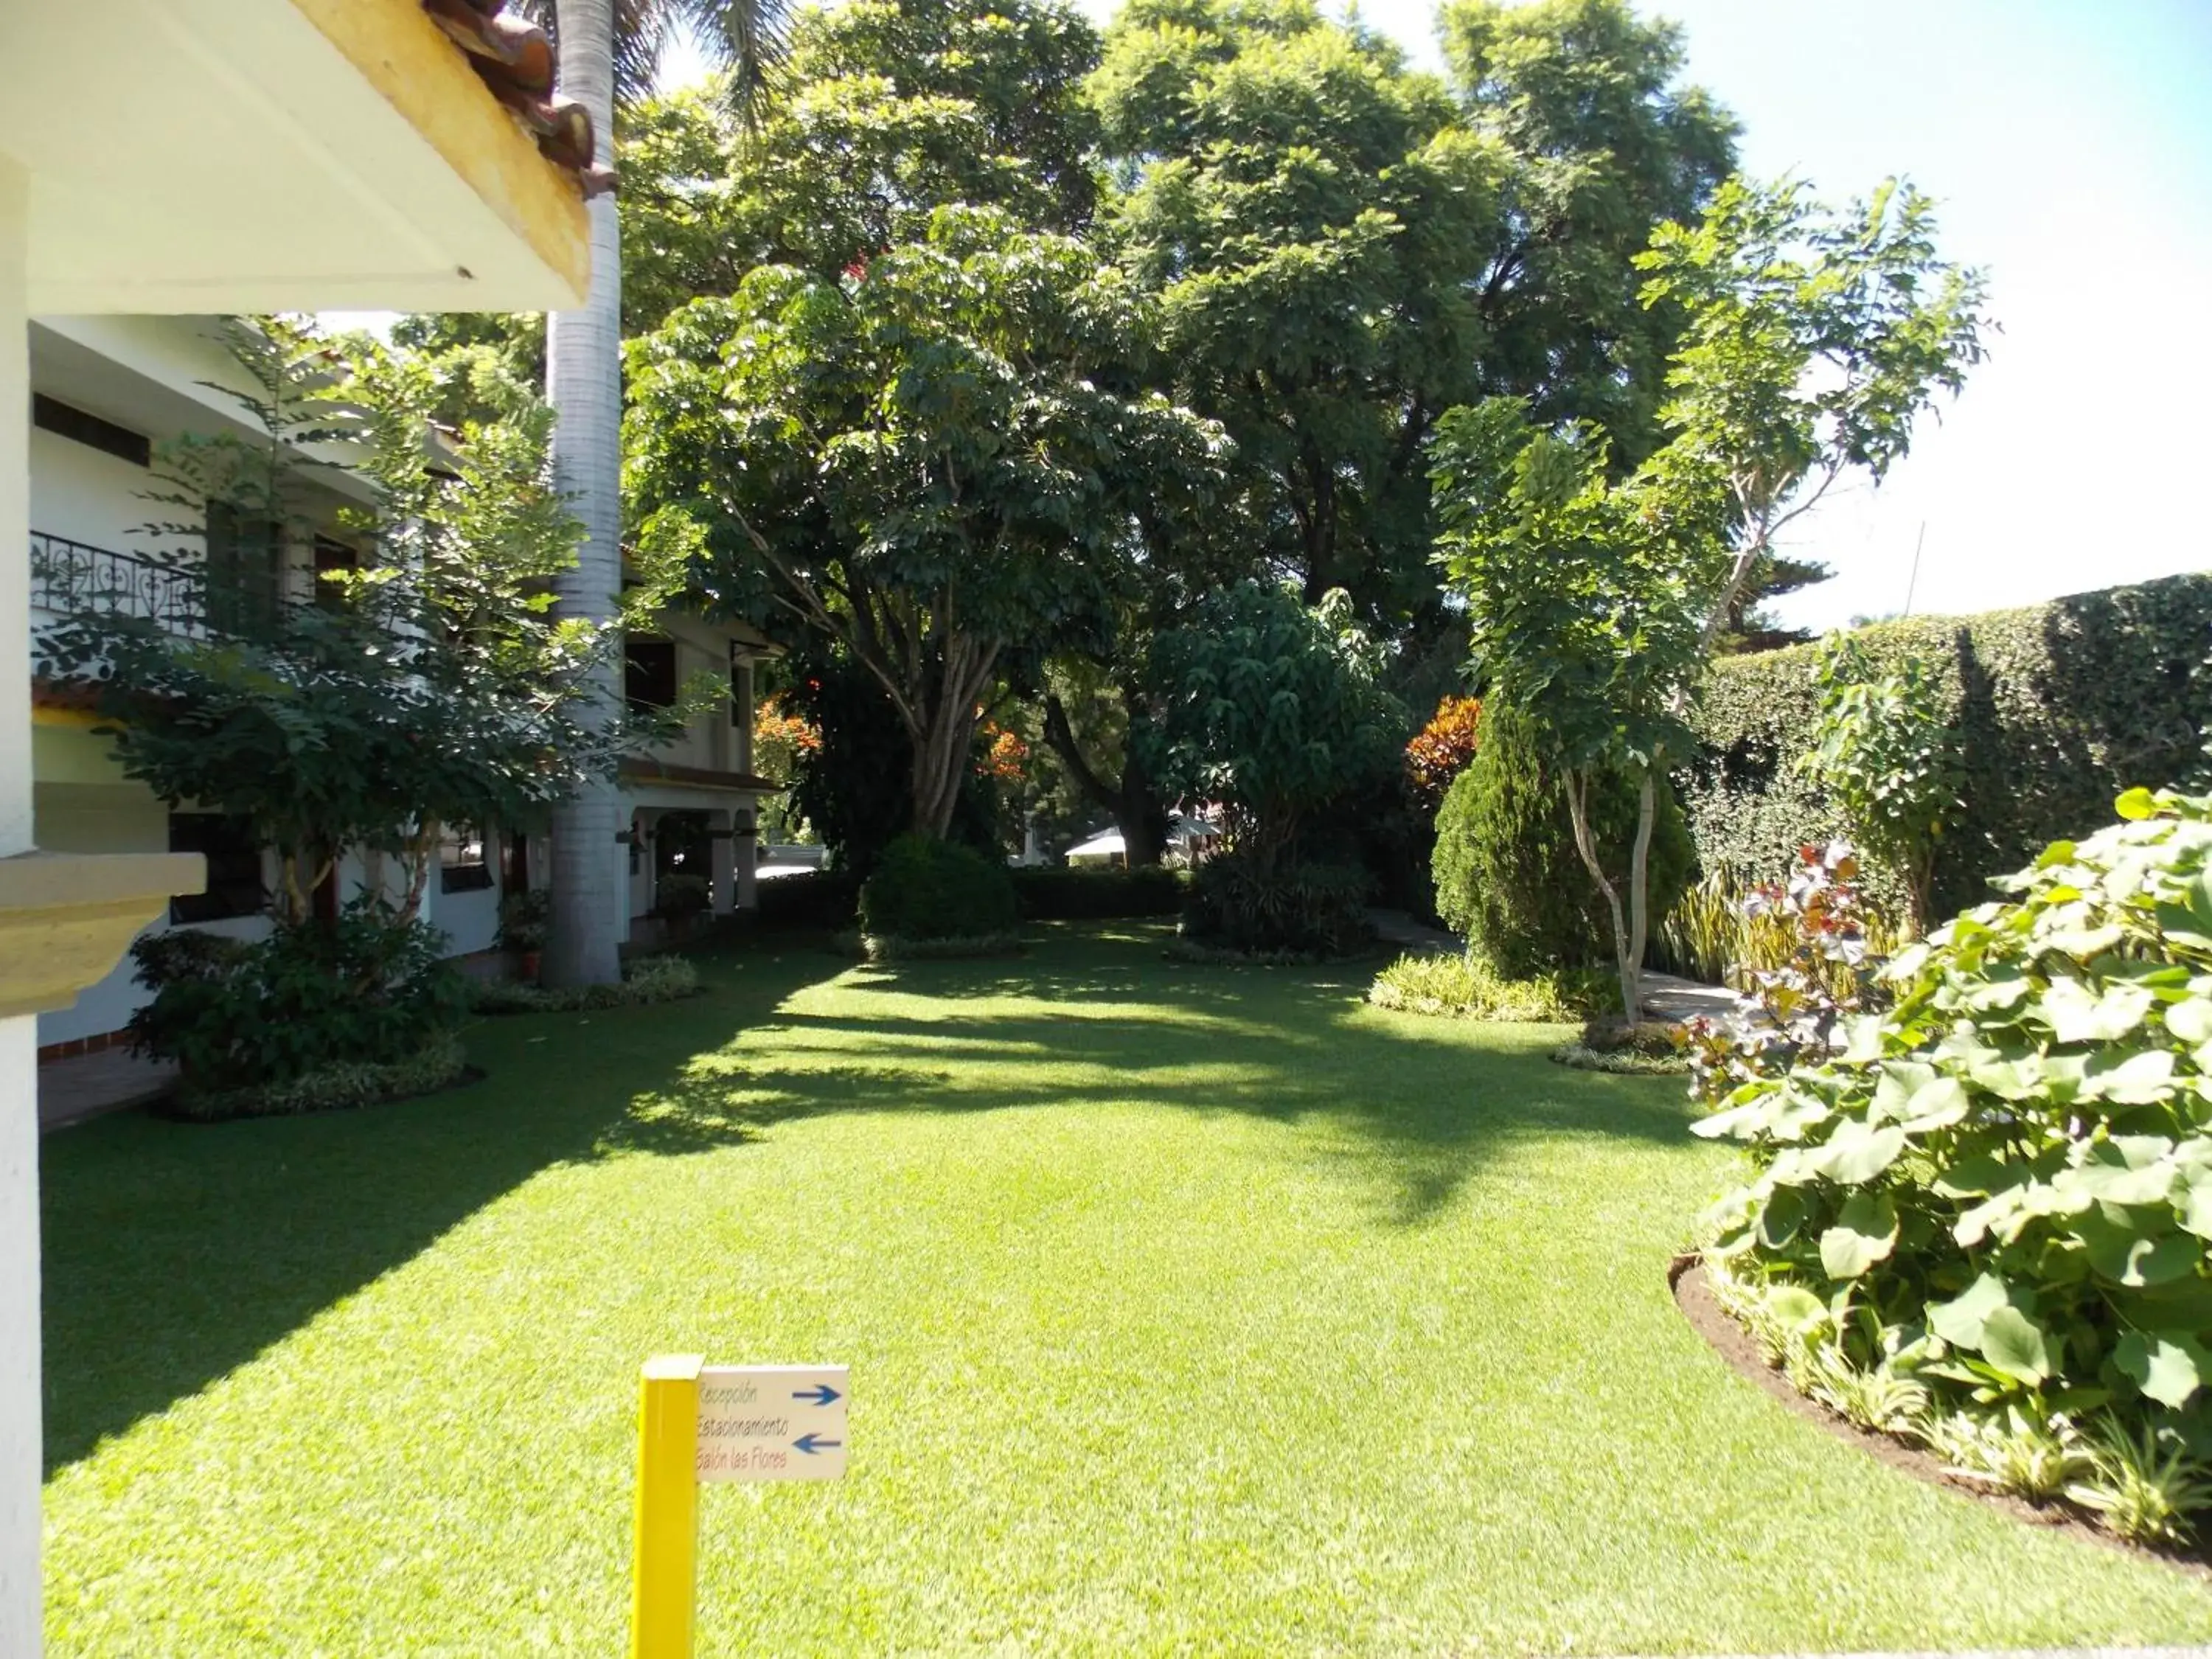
[2079,1048,2177,1105]
[1927,1271,2010,1350]
[1978,1304,2052,1385]
[2078,1220,2199,1288]
[2166,998,2212,1045]
[1808,1118,1907,1184]
[1931,1152,2014,1199]
[1897,1075,1972,1133]
[1763,1284,1829,1331]
[2115,1330,2207,1408]
[1756,1185,1806,1250]
[1818,1192,1898,1279]
[1871,1062,1936,1122]
[2117,786,2160,821]
[2036,976,2153,1043]
[2059,1143,2176,1207]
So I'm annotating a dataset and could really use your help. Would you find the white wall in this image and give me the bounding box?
[640,612,754,775]
[27,425,148,556]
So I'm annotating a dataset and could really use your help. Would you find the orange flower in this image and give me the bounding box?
[1405,695,1481,801]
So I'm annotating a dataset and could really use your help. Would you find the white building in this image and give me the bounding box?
[0,2,605,1649]
[25,313,778,1057]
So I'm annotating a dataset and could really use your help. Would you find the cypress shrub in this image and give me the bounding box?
[1687,573,2212,917]
[1433,703,1694,975]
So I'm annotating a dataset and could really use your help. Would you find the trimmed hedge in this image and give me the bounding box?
[1011,865,1187,919]
[468,955,700,1015]
[858,834,1019,943]
[754,869,861,929]
[1687,574,2212,918]
[1181,852,1373,957]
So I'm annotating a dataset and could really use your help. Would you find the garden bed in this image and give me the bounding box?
[1671,1256,2211,1578]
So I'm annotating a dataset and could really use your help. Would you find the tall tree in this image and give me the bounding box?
[1434,177,1987,1018]
[628,206,1228,838]
[527,0,787,987]
[1091,0,1737,648]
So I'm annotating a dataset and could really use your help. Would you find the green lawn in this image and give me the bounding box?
[41,923,2212,1655]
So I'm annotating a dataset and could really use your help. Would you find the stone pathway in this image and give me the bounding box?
[1366,907,1739,1025]
[38,1048,175,1133]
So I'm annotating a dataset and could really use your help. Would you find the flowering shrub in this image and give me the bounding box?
[752,695,821,782]
[979,723,1029,783]
[1694,788,2212,1543]
[1405,695,1482,806]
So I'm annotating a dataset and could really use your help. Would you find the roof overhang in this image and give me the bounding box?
[0,0,588,315]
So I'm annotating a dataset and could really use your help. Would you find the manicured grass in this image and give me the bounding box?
[41,923,2212,1655]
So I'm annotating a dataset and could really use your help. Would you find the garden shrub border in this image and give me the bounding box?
[1686,572,2212,917]
[1672,1257,2211,1574]
[1012,864,1186,919]
[468,955,701,1015]
[162,1037,472,1122]
[1367,952,1610,1022]
[858,931,1025,963]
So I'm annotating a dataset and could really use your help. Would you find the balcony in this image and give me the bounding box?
[31,530,293,641]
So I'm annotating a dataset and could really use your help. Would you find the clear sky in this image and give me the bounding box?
[1072,0,2212,630]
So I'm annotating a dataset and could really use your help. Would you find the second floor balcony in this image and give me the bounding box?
[32,529,310,641]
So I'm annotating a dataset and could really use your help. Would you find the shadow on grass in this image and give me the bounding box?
[41,922,1691,1473]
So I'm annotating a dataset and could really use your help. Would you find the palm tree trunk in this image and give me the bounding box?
[542,0,625,988]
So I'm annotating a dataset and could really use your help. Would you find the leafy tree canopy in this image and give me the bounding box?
[1139,580,1402,866]
[37,321,667,924]
[627,204,1229,837]
[1092,0,1737,637]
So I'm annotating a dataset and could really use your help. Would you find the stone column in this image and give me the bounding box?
[734,807,759,913]
[709,810,735,916]
[0,155,38,1659]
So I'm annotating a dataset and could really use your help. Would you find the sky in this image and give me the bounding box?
[404,1,2212,633]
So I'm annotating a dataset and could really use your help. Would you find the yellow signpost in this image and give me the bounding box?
[630,1354,703,1659]
[629,1355,852,1658]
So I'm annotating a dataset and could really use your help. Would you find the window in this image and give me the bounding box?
[168,813,264,923]
[312,535,358,612]
[32,394,150,467]
[627,637,678,710]
[204,498,284,634]
[439,826,494,894]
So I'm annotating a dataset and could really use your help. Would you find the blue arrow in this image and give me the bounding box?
[791,1385,841,1408]
[793,1433,843,1455]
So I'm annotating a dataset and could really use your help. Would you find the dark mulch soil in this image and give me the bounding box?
[1669,1254,2212,1579]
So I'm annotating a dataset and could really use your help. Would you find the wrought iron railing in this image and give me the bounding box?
[29,530,291,640]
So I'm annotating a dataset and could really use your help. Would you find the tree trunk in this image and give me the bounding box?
[1565,767,1649,1021]
[1040,686,1171,866]
[541,0,625,989]
[910,683,975,839]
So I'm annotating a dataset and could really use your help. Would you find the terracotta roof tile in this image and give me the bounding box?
[422,0,617,198]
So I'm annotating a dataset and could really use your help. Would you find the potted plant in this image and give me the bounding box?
[653,872,712,941]
[498,888,550,981]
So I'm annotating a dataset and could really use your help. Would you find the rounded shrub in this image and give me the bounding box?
[857,833,1019,944]
[1431,701,1693,975]
[129,901,466,1113]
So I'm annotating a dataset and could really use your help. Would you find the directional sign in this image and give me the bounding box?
[695,1364,849,1484]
